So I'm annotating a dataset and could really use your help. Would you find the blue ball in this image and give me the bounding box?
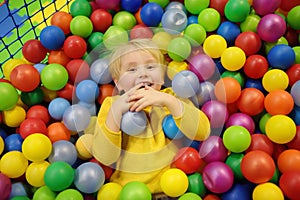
[74,162,105,194]
[221,182,254,200]
[33,63,46,74]
[165,1,187,14]
[48,97,71,120]
[9,182,28,198]
[63,104,91,132]
[5,133,23,152]
[121,0,142,13]
[78,101,97,116]
[217,21,241,45]
[267,44,296,70]
[188,15,198,25]
[244,78,266,93]
[40,26,65,50]
[76,80,99,103]
[162,8,188,34]
[0,129,7,139]
[48,140,78,166]
[291,105,300,125]
[172,70,200,98]
[162,114,184,139]
[90,58,112,84]
[121,111,147,136]
[140,2,164,27]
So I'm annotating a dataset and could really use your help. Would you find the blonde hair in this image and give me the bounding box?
[109,38,166,80]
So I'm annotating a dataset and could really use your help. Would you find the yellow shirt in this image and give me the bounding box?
[81,88,210,193]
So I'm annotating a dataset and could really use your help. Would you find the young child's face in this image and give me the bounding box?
[115,50,164,92]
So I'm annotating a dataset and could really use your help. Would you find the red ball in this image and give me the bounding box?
[287,126,300,150]
[130,24,153,39]
[243,55,268,79]
[57,83,75,102]
[264,89,294,115]
[65,59,90,84]
[22,39,48,63]
[51,11,73,35]
[19,118,48,139]
[235,31,262,56]
[47,122,71,143]
[90,9,112,32]
[10,64,40,92]
[97,84,115,104]
[209,0,228,16]
[279,171,300,200]
[237,88,265,116]
[245,134,274,156]
[63,35,87,59]
[286,63,300,87]
[26,105,50,124]
[173,147,205,174]
[48,50,71,66]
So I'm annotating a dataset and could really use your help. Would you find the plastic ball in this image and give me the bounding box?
[70,15,93,38]
[184,23,206,46]
[199,135,228,163]
[187,172,206,197]
[237,88,265,116]
[51,11,73,34]
[74,162,105,194]
[55,189,84,200]
[140,2,164,27]
[32,186,56,200]
[113,11,136,30]
[160,168,188,197]
[76,80,99,104]
[221,46,246,71]
[152,31,172,54]
[252,182,284,200]
[47,122,71,143]
[225,113,255,134]
[201,100,228,128]
[57,83,75,102]
[25,161,50,187]
[120,181,151,200]
[172,70,199,98]
[96,0,120,10]
[168,37,192,62]
[243,55,268,79]
[22,39,48,63]
[4,133,23,152]
[130,24,153,39]
[210,0,228,16]
[63,35,87,59]
[66,60,90,84]
[264,89,294,115]
[87,31,104,51]
[62,104,91,132]
[214,77,242,104]
[279,171,300,200]
[47,49,71,66]
[221,182,254,200]
[0,82,19,111]
[223,125,251,153]
[41,63,68,91]
[44,161,75,192]
[225,153,244,181]
[196,81,215,106]
[252,0,281,16]
[262,69,289,92]
[179,193,202,200]
[287,126,300,150]
[165,1,186,13]
[202,161,234,194]
[287,64,300,86]
[19,118,47,139]
[277,149,300,173]
[257,14,286,42]
[0,151,28,178]
[217,21,240,46]
[241,150,276,184]
[188,53,216,81]
[246,134,274,155]
[90,9,112,33]
[167,61,188,80]
[235,31,262,56]
[0,173,12,200]
[184,0,209,15]
[90,58,112,84]
[162,8,187,34]
[70,0,92,17]
[26,105,50,124]
[287,5,300,30]
[40,25,65,50]
[2,105,26,128]
[121,0,142,12]
[291,80,300,107]
[224,0,251,22]
[97,182,122,200]
[9,182,28,199]
[121,111,147,136]
[48,140,77,165]
[267,44,295,70]
[162,114,184,139]
[97,84,115,104]
[265,115,296,144]
[103,25,129,50]
[48,98,70,120]
[198,8,221,32]
[0,136,4,154]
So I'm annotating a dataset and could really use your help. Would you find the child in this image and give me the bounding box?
[79,38,210,194]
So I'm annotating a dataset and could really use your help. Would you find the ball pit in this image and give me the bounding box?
[1,0,300,199]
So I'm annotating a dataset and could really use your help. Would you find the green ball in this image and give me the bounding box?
[56,189,84,200]
[184,0,209,15]
[259,113,272,134]
[113,11,137,30]
[149,0,169,8]
[240,14,260,32]
[293,46,300,64]
[88,32,104,51]
[187,173,206,197]
[184,23,207,46]
[287,5,300,30]
[70,0,92,17]
[20,87,44,106]
[225,153,244,181]
[198,8,221,32]
[221,71,245,87]
[32,186,56,200]
[44,161,75,192]
[70,15,93,38]
[264,36,288,54]
[103,25,129,50]
[178,192,202,200]
[41,63,68,91]
[0,82,18,111]
[223,125,251,153]
[168,37,191,62]
[224,0,251,22]
[119,181,152,200]
[10,197,30,200]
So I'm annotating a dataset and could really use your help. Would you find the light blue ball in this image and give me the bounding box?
[76,79,99,103]
[162,8,188,34]
[165,1,187,14]
[48,140,78,166]
[196,81,215,106]
[62,104,91,132]
[162,114,184,139]
[172,70,200,98]
[74,162,105,194]
[78,101,97,116]
[90,58,112,84]
[48,97,71,120]
[121,111,147,136]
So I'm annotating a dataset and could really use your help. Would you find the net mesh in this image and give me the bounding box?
[0,0,73,72]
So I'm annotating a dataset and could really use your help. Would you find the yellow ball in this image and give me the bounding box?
[0,151,28,178]
[253,182,284,200]
[2,59,26,80]
[76,135,93,160]
[160,168,188,197]
[22,133,52,162]
[0,137,4,155]
[221,46,246,71]
[265,115,296,144]
[262,69,289,92]
[41,86,57,102]
[152,31,173,54]
[97,182,122,200]
[26,161,50,187]
[3,105,26,127]
[203,34,227,58]
[167,61,188,80]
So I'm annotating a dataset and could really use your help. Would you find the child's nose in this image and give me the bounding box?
[138,67,148,77]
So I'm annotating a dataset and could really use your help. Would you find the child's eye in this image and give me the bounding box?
[146,65,156,70]
[127,67,137,72]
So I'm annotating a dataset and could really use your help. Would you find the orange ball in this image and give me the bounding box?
[277,149,300,173]
[51,11,73,35]
[48,50,71,67]
[264,90,294,115]
[47,122,71,143]
[237,88,265,116]
[214,77,241,104]
[97,84,115,104]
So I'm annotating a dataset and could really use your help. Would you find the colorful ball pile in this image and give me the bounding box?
[1,0,300,199]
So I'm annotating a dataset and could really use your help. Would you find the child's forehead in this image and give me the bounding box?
[120,49,157,62]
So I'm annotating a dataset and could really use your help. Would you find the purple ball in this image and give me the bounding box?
[202,161,234,194]
[252,0,281,16]
[225,113,255,134]
[201,100,229,128]
[257,14,286,42]
[199,135,228,163]
[188,54,216,81]
[0,173,11,200]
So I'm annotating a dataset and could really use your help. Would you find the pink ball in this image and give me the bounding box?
[96,0,120,10]
[188,53,216,81]
[199,135,228,163]
[257,14,286,42]
[252,0,281,16]
[202,161,234,193]
[225,113,255,134]
[201,100,229,128]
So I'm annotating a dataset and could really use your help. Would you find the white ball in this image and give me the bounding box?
[172,70,200,98]
[121,111,147,136]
